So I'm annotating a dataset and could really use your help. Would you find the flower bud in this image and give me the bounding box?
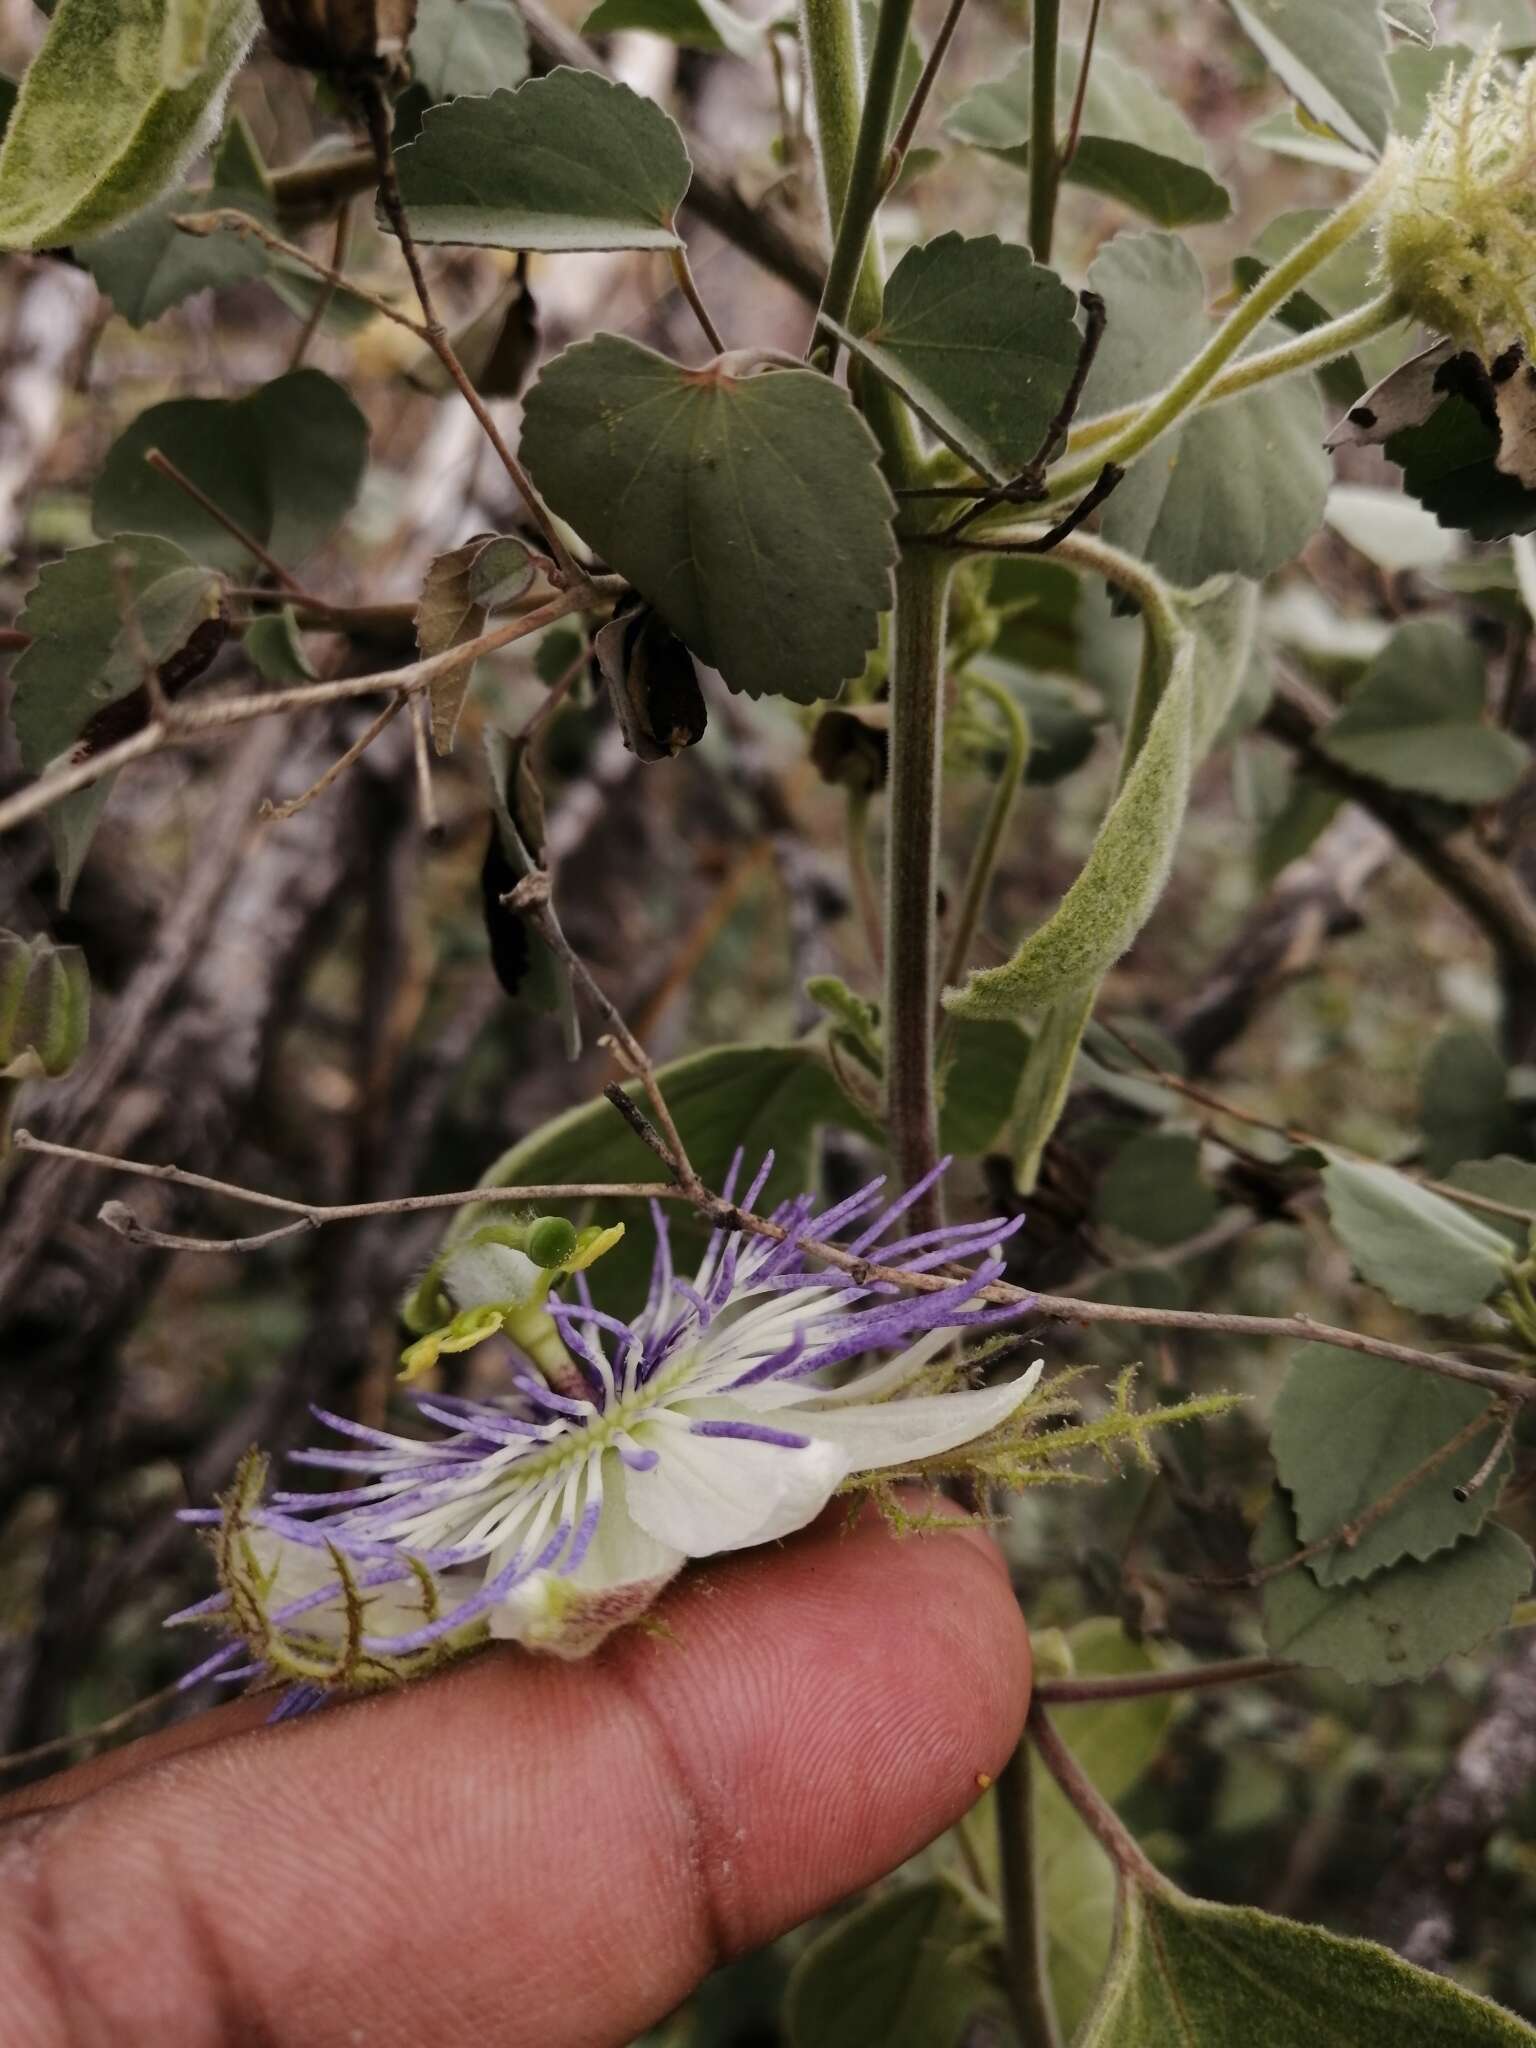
[0,929,90,1159]
[1377,46,1536,360]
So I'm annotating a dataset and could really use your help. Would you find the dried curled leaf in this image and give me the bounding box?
[415,534,535,754]
[0,0,259,249]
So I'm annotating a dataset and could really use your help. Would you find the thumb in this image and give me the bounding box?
[1,1503,1030,2048]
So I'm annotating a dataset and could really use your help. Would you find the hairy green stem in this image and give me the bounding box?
[1037,159,1402,508]
[1028,0,1062,262]
[885,552,950,1226]
[1029,1702,1164,1891]
[1067,288,1405,454]
[997,1737,1064,2047]
[800,0,886,343]
[940,675,1029,995]
[815,0,917,348]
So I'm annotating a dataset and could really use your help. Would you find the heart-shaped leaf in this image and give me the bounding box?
[392,69,691,251]
[93,369,368,574]
[521,336,897,702]
[945,41,1229,228]
[830,233,1082,480]
[0,0,259,249]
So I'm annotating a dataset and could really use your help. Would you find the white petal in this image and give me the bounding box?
[785,1365,1043,1471]
[625,1417,848,1558]
[441,1240,541,1310]
[489,1465,683,1658]
[708,1323,956,1413]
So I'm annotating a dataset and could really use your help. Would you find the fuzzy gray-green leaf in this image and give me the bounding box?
[0,0,258,249]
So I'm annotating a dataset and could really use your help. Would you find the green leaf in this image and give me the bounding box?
[393,70,691,251]
[1318,619,1530,803]
[242,605,316,683]
[1226,0,1395,156]
[449,1044,874,1312]
[1078,1876,1536,2045]
[829,234,1083,481]
[1388,393,1536,544]
[944,41,1229,228]
[1272,1344,1508,1585]
[410,0,530,98]
[582,0,763,58]
[784,1878,1001,2048]
[1420,1028,1521,1177]
[93,369,368,575]
[1083,231,1328,584]
[1257,1491,1531,1684]
[1097,1132,1219,1247]
[77,170,266,324]
[1322,1155,1514,1315]
[521,337,897,703]
[0,0,257,248]
[10,535,220,770]
[937,1017,1031,1156]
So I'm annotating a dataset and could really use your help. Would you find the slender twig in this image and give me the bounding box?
[0,1676,192,1776]
[942,462,1122,559]
[177,207,428,335]
[668,246,727,354]
[880,0,971,195]
[1034,1654,1295,1705]
[258,695,407,823]
[10,1130,672,1223]
[1028,1701,1163,1887]
[1061,0,1105,168]
[940,674,1028,994]
[144,448,304,592]
[357,81,581,585]
[288,199,353,371]
[601,1083,679,1172]
[1200,1403,1508,1591]
[506,872,702,1191]
[15,1130,1536,1403]
[943,291,1107,539]
[996,1739,1064,2047]
[1093,1016,1536,1227]
[1457,1405,1519,1501]
[110,549,175,725]
[0,584,620,839]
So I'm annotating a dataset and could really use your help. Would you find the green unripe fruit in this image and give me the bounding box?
[526,1215,580,1269]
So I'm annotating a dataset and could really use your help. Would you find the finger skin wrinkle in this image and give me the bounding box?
[0,1512,1029,2048]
